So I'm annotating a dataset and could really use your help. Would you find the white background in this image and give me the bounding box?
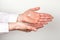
[0,0,60,40]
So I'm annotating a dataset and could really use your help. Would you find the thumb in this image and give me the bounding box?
[27,26,37,31]
[29,7,40,11]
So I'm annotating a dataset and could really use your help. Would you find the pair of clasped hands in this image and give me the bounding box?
[9,7,53,32]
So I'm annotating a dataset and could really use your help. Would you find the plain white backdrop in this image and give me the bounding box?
[0,0,60,40]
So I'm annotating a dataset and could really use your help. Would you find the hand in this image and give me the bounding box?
[16,7,53,32]
[17,7,40,23]
[21,13,53,32]
[8,13,53,32]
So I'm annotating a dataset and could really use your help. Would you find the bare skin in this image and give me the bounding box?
[9,7,53,32]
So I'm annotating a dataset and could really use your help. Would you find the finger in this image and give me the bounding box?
[28,23,44,29]
[29,7,40,11]
[39,13,53,19]
[25,29,32,32]
[45,13,53,19]
[39,18,52,22]
[41,22,48,25]
[35,24,44,29]
[18,29,31,32]
[27,26,37,31]
[38,22,48,25]
[23,29,32,32]
[47,18,52,22]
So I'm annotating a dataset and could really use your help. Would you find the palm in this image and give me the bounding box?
[17,7,40,23]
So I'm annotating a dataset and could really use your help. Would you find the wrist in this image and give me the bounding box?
[8,22,17,31]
